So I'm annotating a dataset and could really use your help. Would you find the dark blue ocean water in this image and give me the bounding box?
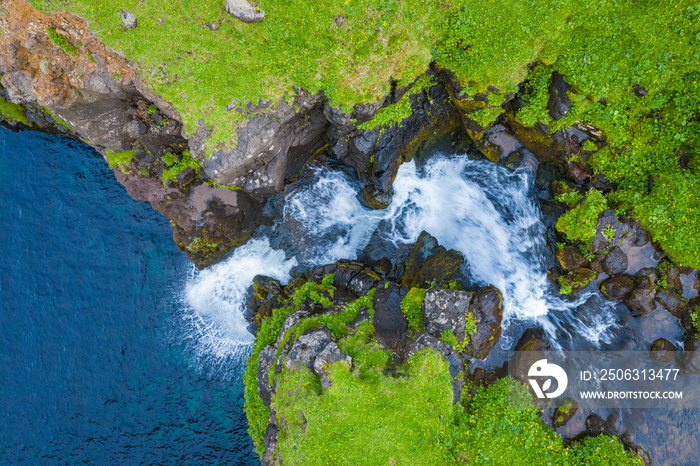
[0,128,258,465]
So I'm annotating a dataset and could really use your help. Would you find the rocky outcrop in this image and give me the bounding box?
[246,233,505,463]
[422,289,473,343]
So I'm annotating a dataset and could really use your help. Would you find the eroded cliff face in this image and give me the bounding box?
[0,0,604,268]
[0,0,469,266]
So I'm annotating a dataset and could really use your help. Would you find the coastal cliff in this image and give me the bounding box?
[2,0,700,464]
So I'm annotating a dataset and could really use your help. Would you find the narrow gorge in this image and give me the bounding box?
[2,0,700,464]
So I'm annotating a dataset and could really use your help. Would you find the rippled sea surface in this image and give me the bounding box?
[0,128,258,465]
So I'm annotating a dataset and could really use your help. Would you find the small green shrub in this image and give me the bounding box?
[691,305,700,338]
[161,150,201,185]
[401,287,426,333]
[556,189,607,246]
[47,27,77,55]
[105,148,135,170]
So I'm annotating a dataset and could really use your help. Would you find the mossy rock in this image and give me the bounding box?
[600,275,636,300]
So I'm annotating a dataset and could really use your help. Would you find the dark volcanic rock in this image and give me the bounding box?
[372,282,409,352]
[257,345,277,406]
[650,338,677,363]
[402,231,467,288]
[422,289,473,342]
[656,290,687,315]
[625,276,657,316]
[548,72,574,120]
[556,246,589,271]
[552,398,578,428]
[602,247,628,275]
[514,327,550,352]
[683,337,700,374]
[600,275,636,300]
[466,286,503,359]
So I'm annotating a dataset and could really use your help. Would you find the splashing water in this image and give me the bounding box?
[181,238,296,371]
[183,152,622,365]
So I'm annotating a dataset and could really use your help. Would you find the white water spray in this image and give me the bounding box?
[182,152,619,364]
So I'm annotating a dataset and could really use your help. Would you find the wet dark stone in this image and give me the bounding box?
[504,150,523,171]
[347,269,381,297]
[602,247,628,275]
[599,274,636,300]
[514,327,550,352]
[666,266,683,295]
[466,286,503,359]
[548,72,573,120]
[552,398,578,428]
[372,282,409,353]
[535,163,558,189]
[312,260,364,291]
[626,276,657,316]
[402,231,467,289]
[650,338,677,363]
[253,275,284,300]
[656,290,687,315]
[585,414,603,436]
[175,167,196,185]
[362,220,413,279]
[556,246,589,271]
[683,337,700,373]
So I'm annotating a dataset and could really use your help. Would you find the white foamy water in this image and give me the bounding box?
[181,238,296,367]
[182,152,619,362]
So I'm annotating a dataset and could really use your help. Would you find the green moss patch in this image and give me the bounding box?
[556,189,607,246]
[105,148,135,170]
[161,150,201,185]
[47,27,78,55]
[0,97,29,125]
[401,287,425,333]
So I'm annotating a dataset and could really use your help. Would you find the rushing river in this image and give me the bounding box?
[2,127,697,464]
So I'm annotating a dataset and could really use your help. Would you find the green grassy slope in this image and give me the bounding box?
[27,0,700,266]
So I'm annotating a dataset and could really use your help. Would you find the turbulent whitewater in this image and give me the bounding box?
[183,151,622,366]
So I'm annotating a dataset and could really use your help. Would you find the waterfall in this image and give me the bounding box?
[183,151,622,361]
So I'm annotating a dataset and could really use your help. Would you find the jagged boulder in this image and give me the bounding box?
[422,289,473,342]
[625,276,657,316]
[373,282,409,352]
[402,231,468,288]
[466,286,503,359]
